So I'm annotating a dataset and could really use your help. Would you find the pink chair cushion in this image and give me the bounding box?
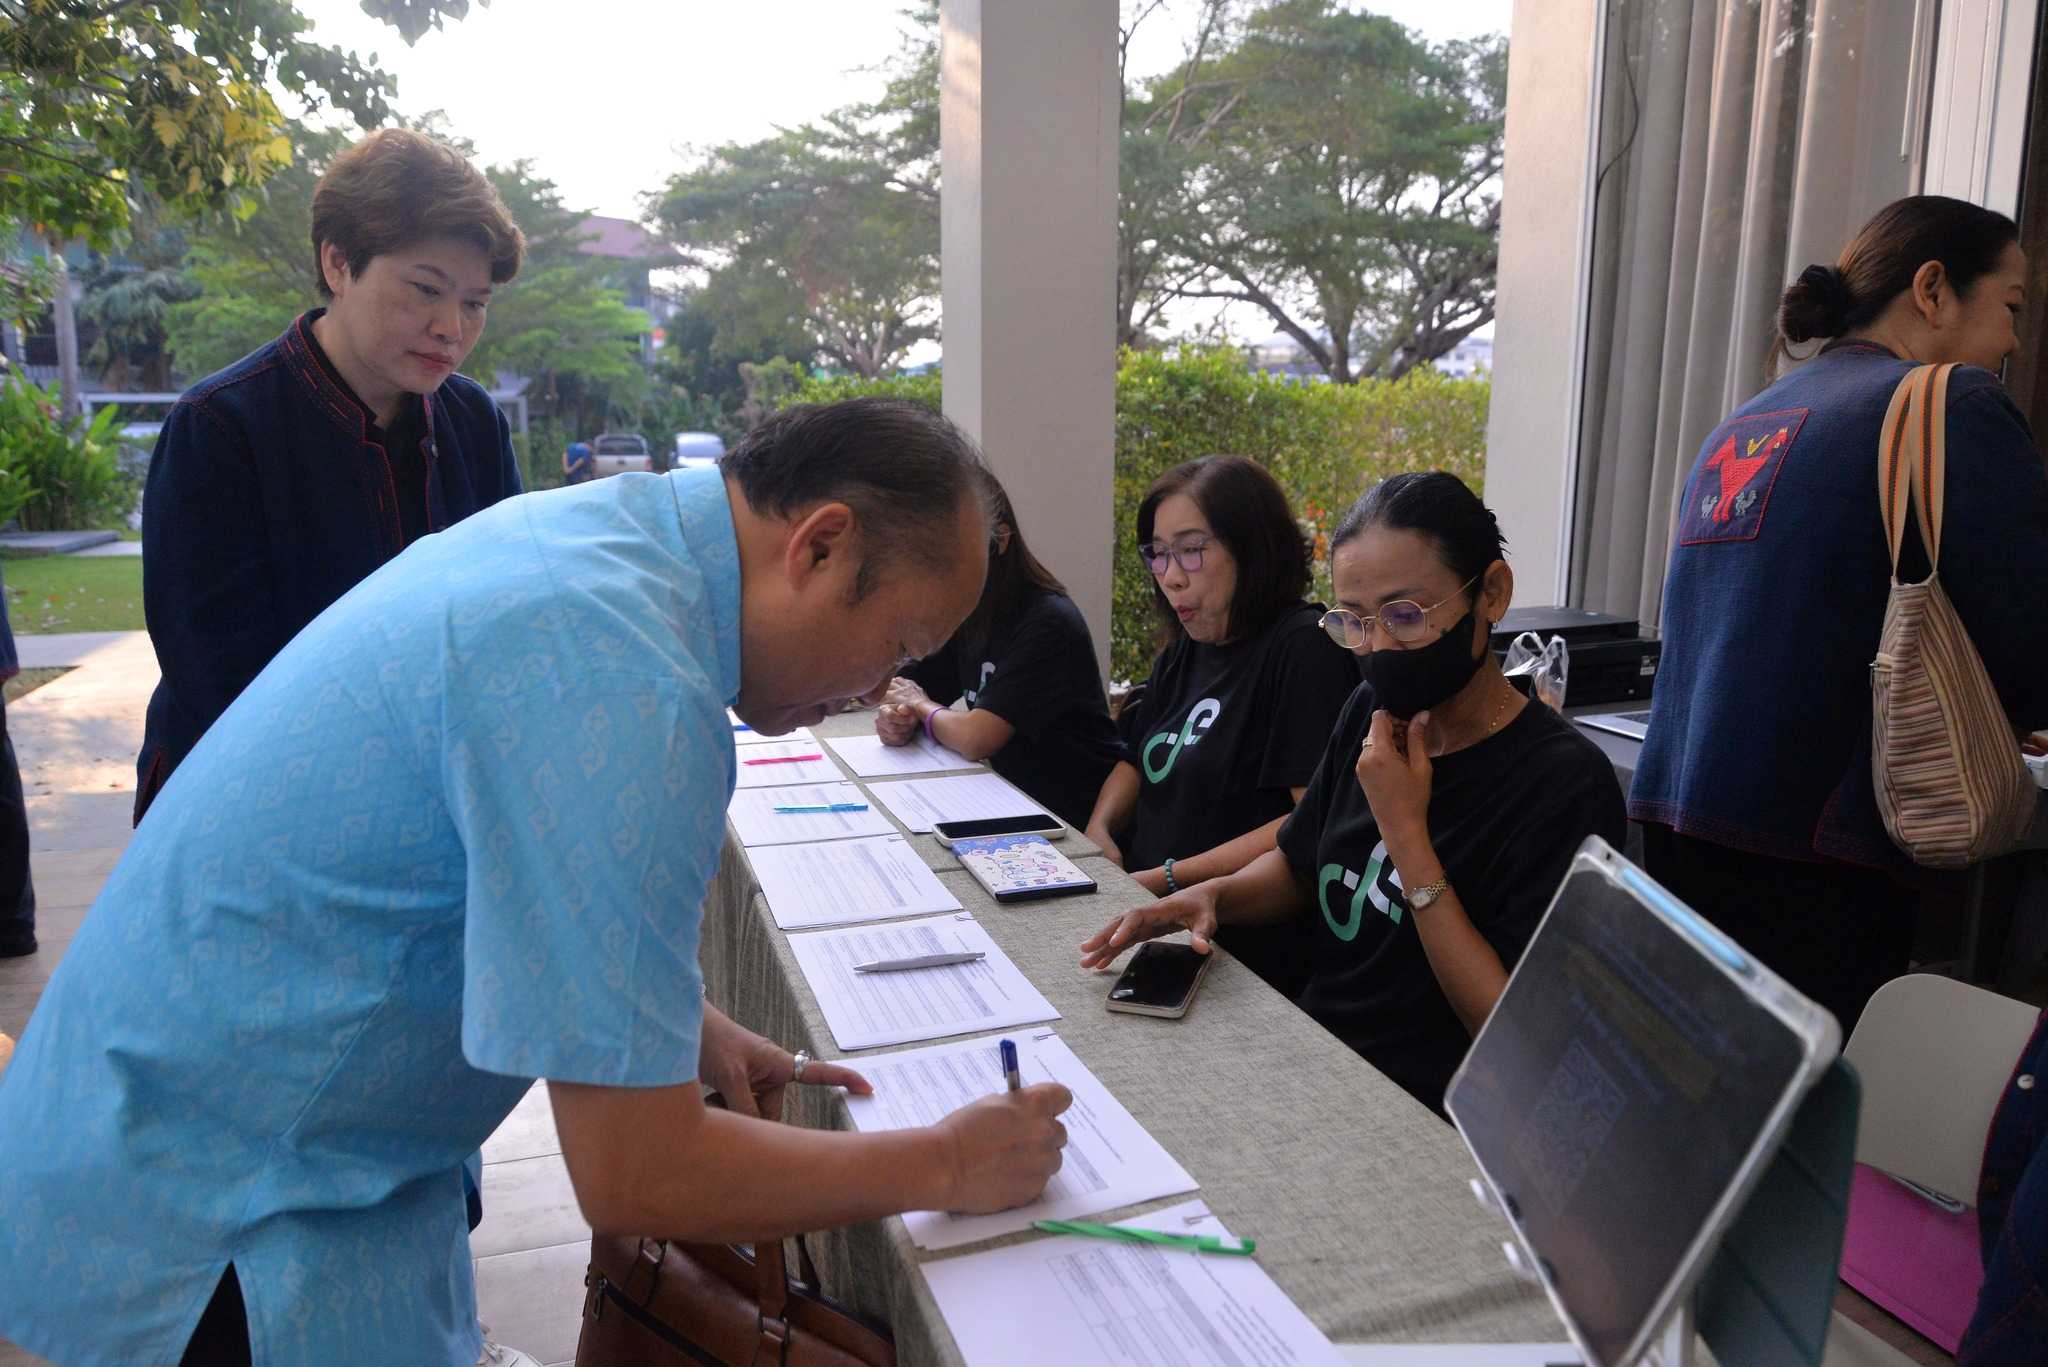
[1838,1162,1984,1353]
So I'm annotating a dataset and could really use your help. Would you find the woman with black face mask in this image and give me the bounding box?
[1082,472,1625,1115]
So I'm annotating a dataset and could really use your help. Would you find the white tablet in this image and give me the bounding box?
[1445,836,1840,1367]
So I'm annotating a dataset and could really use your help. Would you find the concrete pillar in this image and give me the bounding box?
[1484,0,1600,608]
[940,0,1119,684]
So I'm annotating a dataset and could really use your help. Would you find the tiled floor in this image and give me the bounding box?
[0,632,588,1366]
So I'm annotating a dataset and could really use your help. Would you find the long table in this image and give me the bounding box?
[700,709,1557,1365]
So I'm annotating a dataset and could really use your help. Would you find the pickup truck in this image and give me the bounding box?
[590,433,656,476]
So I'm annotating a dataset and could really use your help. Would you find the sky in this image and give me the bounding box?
[293,0,1510,344]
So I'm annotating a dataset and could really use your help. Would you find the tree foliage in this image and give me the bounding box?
[77,197,198,390]
[0,0,477,247]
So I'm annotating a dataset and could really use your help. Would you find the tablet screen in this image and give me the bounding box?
[1447,853,1818,1366]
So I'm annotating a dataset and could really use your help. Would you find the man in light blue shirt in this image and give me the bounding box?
[0,399,1072,1366]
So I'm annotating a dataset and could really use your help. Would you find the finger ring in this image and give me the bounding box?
[791,1049,810,1083]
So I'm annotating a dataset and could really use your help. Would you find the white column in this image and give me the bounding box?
[1484,0,1601,608]
[940,0,1119,684]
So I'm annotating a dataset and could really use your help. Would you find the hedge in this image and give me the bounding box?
[786,347,1489,684]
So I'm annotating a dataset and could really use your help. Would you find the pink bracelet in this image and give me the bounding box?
[921,708,940,742]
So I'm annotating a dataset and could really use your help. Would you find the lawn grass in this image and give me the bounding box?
[4,666,70,704]
[0,554,145,633]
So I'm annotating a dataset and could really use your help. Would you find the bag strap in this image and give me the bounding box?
[1877,362,1955,573]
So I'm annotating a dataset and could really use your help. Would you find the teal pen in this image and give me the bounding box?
[773,801,869,814]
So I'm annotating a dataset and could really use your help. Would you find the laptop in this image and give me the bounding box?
[1446,838,1841,1367]
[1576,709,1653,742]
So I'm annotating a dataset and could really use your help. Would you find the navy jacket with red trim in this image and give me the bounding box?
[1630,341,2048,867]
[135,310,521,821]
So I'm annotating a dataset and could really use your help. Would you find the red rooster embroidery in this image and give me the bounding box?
[1703,427,1788,523]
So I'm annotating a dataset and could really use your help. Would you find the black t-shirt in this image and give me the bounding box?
[1121,603,1358,993]
[904,590,1122,831]
[1278,682,1627,1114]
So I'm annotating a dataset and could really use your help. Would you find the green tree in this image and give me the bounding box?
[1158,2,1505,381]
[77,198,199,390]
[0,0,478,248]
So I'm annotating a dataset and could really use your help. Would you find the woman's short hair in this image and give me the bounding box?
[1330,471,1507,595]
[310,129,525,298]
[1774,195,2017,371]
[1136,455,1311,644]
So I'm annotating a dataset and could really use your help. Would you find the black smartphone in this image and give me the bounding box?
[1105,941,1214,1018]
[931,813,1064,845]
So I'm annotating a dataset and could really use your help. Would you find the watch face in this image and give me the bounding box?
[1411,882,1444,909]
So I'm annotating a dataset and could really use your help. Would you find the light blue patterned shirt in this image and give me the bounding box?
[0,468,742,1366]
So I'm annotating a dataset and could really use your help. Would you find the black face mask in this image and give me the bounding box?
[1361,609,1485,720]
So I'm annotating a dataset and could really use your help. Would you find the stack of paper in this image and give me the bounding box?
[749,835,962,930]
[727,783,895,846]
[922,1199,1348,1367]
[733,739,843,788]
[729,708,815,747]
[843,1031,1196,1249]
[866,771,1048,834]
[787,914,1059,1050]
[826,733,979,779]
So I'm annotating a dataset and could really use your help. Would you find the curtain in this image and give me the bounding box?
[1570,0,1926,628]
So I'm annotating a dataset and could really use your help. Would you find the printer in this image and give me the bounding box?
[1490,606,1660,706]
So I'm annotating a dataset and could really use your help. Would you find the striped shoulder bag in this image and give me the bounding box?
[1870,362,2035,868]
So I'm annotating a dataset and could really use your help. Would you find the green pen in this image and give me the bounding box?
[1031,1218,1256,1256]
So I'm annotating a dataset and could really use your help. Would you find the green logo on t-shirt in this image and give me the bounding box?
[964,660,995,707]
[1318,840,1406,940]
[1141,697,1222,783]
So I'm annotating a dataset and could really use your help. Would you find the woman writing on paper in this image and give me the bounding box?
[877,475,1123,832]
[1633,195,2048,1033]
[1083,456,1359,997]
[1082,474,1625,1113]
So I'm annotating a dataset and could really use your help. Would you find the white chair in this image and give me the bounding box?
[1842,973,2038,1204]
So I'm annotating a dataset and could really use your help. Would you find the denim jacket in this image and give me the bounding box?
[1961,1010,2048,1364]
[135,310,521,820]
[1631,342,2048,867]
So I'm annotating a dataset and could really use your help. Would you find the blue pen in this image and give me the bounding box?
[1000,1038,1021,1092]
[773,802,870,814]
[731,722,753,733]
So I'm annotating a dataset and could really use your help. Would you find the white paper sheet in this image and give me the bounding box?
[729,709,814,746]
[749,835,963,930]
[1335,1349,1581,1365]
[727,782,896,847]
[788,915,1060,1050]
[732,739,844,788]
[843,1032,1196,1249]
[923,1199,1346,1367]
[866,771,1048,834]
[826,732,979,779]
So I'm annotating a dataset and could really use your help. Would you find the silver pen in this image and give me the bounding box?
[851,951,987,973]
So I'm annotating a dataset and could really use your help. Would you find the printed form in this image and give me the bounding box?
[866,772,1048,833]
[843,1032,1195,1249]
[787,914,1058,1050]
[733,739,845,788]
[826,733,980,779]
[922,1199,1347,1367]
[749,835,962,930]
[727,783,896,847]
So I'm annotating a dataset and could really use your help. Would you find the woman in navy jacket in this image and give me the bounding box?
[136,129,526,823]
[1633,196,2048,1032]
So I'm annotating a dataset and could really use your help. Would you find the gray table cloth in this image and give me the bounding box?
[702,709,1556,1364]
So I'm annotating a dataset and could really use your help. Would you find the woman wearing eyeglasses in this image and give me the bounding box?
[1083,473,1624,1113]
[875,475,1122,830]
[1083,456,1359,996]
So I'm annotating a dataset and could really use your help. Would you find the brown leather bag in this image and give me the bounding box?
[575,1231,895,1367]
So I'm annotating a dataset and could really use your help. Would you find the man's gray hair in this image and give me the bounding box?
[720,399,994,599]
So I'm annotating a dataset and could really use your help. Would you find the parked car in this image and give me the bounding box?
[589,433,654,476]
[672,431,726,470]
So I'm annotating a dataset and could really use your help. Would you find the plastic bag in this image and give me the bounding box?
[1503,630,1569,711]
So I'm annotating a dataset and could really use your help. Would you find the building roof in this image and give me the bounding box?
[575,215,671,263]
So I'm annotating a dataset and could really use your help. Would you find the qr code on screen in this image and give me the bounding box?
[1511,1038,1628,1219]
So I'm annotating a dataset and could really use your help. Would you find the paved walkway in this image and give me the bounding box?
[0,632,581,1366]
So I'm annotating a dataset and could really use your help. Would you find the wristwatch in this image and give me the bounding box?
[1408,876,1450,911]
